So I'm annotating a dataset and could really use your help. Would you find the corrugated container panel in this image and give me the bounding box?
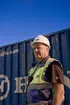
[25,40,34,75]
[0,28,70,105]
[47,30,70,105]
[0,43,27,105]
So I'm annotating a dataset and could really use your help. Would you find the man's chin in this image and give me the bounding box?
[36,57,42,62]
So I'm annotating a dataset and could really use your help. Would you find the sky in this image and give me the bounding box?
[0,0,70,47]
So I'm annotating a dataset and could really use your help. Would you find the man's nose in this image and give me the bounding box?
[34,48,38,52]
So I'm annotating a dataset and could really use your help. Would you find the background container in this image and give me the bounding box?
[0,28,70,105]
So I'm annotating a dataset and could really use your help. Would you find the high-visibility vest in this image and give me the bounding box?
[29,57,61,84]
[27,57,61,104]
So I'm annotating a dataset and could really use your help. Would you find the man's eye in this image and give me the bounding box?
[33,47,39,50]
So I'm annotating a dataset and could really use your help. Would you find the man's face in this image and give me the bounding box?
[33,43,49,61]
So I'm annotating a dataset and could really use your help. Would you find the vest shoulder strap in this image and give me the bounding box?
[44,57,61,72]
[28,63,39,76]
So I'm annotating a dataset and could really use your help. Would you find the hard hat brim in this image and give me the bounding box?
[31,41,50,49]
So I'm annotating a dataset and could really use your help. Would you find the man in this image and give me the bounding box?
[27,35,64,105]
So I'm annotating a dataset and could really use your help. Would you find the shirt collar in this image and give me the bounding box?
[39,56,50,67]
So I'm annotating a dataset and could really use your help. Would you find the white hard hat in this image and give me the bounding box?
[31,35,51,48]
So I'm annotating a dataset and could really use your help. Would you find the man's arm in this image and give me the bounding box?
[46,61,65,105]
[52,83,64,105]
[51,61,65,105]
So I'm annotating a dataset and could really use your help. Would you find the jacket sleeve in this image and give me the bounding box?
[51,61,64,84]
[45,61,64,84]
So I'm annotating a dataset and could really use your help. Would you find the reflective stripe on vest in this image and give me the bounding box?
[27,83,52,92]
[27,100,52,105]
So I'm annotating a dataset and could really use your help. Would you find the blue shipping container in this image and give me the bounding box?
[0,28,70,105]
